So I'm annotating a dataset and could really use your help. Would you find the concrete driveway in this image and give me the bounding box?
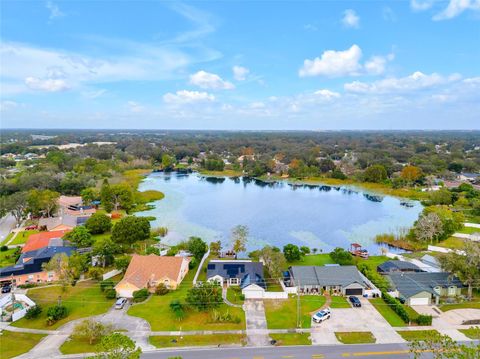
[310,297,404,345]
[244,299,270,346]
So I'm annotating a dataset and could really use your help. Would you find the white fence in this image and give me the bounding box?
[263,291,288,299]
[1,294,36,322]
[102,269,122,281]
[280,279,298,294]
[359,272,381,298]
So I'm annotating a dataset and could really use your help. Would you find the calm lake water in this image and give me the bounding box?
[137,173,423,255]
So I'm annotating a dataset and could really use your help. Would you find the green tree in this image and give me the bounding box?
[5,191,28,225]
[64,226,94,248]
[186,236,208,261]
[100,179,114,213]
[92,333,141,359]
[73,319,113,345]
[260,246,287,278]
[43,253,75,289]
[114,255,132,272]
[210,240,222,256]
[428,189,453,205]
[93,237,120,268]
[364,165,387,183]
[186,281,222,311]
[85,213,112,234]
[111,216,150,245]
[300,246,311,256]
[283,244,302,262]
[161,154,175,170]
[81,188,99,206]
[414,212,443,243]
[439,241,480,299]
[409,329,479,359]
[329,247,354,265]
[111,184,134,212]
[27,189,60,217]
[231,225,248,256]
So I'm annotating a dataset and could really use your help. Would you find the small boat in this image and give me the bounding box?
[349,243,369,259]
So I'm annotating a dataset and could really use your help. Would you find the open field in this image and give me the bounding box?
[12,281,114,330]
[265,295,325,329]
[335,331,376,344]
[149,334,247,348]
[0,331,46,358]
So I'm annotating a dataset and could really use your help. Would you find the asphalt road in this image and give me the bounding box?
[138,343,423,359]
[0,214,16,244]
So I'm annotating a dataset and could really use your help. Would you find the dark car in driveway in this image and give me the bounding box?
[1,285,12,293]
[349,295,361,307]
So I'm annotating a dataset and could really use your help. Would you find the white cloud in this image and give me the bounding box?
[127,101,144,113]
[314,89,341,99]
[233,66,250,81]
[410,0,435,11]
[433,0,480,20]
[299,45,362,77]
[25,76,69,92]
[163,90,215,104]
[342,9,360,28]
[46,1,65,20]
[0,100,20,112]
[249,101,265,109]
[189,70,234,90]
[365,54,394,75]
[344,71,462,94]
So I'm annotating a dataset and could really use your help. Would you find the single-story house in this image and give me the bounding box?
[22,230,70,253]
[38,214,89,231]
[58,195,97,217]
[0,245,75,286]
[387,272,463,306]
[115,254,190,298]
[288,265,368,296]
[377,260,424,274]
[206,260,266,289]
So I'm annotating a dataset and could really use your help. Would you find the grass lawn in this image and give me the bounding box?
[12,281,114,330]
[0,331,46,358]
[2,231,14,244]
[149,334,247,348]
[457,226,480,235]
[60,337,96,355]
[439,301,480,311]
[11,229,40,245]
[270,333,311,346]
[438,237,467,250]
[128,266,245,331]
[459,328,480,339]
[265,295,326,329]
[226,287,244,305]
[370,298,406,327]
[330,296,351,308]
[335,332,376,344]
[289,254,334,266]
[0,247,19,267]
[397,330,439,341]
[357,255,389,270]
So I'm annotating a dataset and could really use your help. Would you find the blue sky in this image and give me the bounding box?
[1,0,479,129]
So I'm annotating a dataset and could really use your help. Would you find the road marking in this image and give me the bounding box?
[312,355,324,359]
[282,356,294,358]
[342,354,351,357]
[253,357,264,359]
[352,350,410,357]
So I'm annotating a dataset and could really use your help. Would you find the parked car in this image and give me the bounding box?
[115,297,127,309]
[25,225,38,230]
[1,285,12,293]
[349,296,361,307]
[312,308,331,323]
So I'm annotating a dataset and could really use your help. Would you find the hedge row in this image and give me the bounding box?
[382,291,432,326]
[357,263,390,292]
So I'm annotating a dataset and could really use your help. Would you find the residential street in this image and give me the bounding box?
[0,214,15,244]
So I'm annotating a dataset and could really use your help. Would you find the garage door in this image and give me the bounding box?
[409,297,430,306]
[345,288,363,295]
[243,290,264,299]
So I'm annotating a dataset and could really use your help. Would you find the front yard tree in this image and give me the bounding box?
[100,179,114,213]
[85,213,112,234]
[231,225,248,255]
[187,236,208,260]
[439,241,480,299]
[64,226,93,248]
[283,243,302,262]
[93,237,120,268]
[27,189,60,217]
[94,332,141,359]
[43,253,75,288]
[186,282,222,311]
[409,330,479,359]
[6,191,28,225]
[112,216,150,245]
[414,212,443,243]
[73,319,113,345]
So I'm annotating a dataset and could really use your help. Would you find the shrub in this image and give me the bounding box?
[114,255,131,272]
[155,283,169,296]
[415,314,433,326]
[188,257,197,270]
[382,292,410,323]
[357,263,390,292]
[330,247,354,265]
[105,288,117,299]
[132,288,149,303]
[46,304,68,325]
[169,300,185,321]
[100,280,114,292]
[85,213,112,234]
[25,305,42,319]
[0,245,8,252]
[87,267,103,280]
[209,310,241,324]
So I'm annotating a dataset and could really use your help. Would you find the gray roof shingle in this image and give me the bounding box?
[289,265,366,288]
[387,272,463,299]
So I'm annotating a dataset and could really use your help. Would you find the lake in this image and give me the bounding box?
[137,172,423,255]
